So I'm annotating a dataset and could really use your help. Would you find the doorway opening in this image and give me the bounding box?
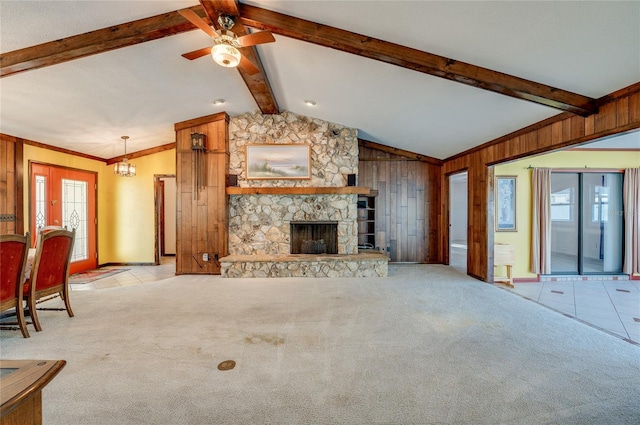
[154,175,176,266]
[449,171,468,274]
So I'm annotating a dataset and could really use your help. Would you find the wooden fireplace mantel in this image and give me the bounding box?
[226,187,371,195]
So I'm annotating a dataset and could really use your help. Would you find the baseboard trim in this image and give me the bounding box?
[467,272,485,282]
[100,262,155,267]
[513,277,540,283]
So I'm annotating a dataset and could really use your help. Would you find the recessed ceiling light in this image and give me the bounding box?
[304,100,316,106]
[213,99,225,105]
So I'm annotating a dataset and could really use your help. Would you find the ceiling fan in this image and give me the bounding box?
[178,9,275,75]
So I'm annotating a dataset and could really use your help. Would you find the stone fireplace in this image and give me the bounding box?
[221,111,388,277]
[227,194,358,255]
[290,221,338,254]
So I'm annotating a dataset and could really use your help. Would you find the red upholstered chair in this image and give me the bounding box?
[0,233,31,338]
[24,228,75,332]
[33,225,65,248]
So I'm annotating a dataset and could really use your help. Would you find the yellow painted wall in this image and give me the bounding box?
[494,150,640,279]
[23,145,175,264]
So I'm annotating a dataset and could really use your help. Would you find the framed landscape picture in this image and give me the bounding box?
[246,144,311,180]
[496,176,517,231]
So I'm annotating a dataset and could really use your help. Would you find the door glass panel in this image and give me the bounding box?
[550,173,579,273]
[582,173,623,273]
[35,175,47,231]
[61,178,88,262]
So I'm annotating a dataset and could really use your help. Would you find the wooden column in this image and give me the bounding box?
[0,135,24,235]
[175,113,229,275]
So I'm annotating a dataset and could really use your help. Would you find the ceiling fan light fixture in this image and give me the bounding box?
[211,43,241,68]
[217,14,236,30]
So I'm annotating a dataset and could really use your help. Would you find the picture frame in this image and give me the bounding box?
[245,144,311,180]
[496,176,517,231]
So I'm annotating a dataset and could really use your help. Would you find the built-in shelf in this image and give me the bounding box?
[226,187,371,195]
[357,192,377,249]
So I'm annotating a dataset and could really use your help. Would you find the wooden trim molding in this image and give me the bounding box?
[3,133,178,165]
[358,139,443,165]
[513,277,541,283]
[20,137,106,163]
[2,133,105,163]
[106,142,176,165]
[174,112,229,131]
[15,139,24,234]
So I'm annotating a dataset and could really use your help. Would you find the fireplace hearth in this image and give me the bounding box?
[290,221,338,254]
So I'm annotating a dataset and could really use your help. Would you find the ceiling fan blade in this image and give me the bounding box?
[238,54,260,76]
[182,46,212,60]
[178,9,217,38]
[237,31,275,48]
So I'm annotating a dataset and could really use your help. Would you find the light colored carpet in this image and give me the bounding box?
[1,265,638,424]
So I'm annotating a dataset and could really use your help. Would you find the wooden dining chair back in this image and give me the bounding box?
[0,233,31,338]
[34,225,65,248]
[24,228,75,332]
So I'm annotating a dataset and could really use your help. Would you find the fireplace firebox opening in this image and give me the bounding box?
[290,221,338,254]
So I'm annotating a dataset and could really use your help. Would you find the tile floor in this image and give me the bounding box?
[506,278,640,345]
[71,254,640,345]
[449,242,639,345]
[70,256,177,291]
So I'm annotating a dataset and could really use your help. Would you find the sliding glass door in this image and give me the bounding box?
[582,173,624,273]
[550,172,623,275]
[550,173,579,273]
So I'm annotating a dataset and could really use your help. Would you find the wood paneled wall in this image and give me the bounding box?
[175,113,229,275]
[0,135,24,235]
[358,144,441,263]
[443,83,640,282]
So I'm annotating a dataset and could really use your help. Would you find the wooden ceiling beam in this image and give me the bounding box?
[200,0,278,114]
[1,1,279,114]
[0,6,208,78]
[238,4,598,117]
[1,2,596,117]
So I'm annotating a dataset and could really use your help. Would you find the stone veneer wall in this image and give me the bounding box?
[228,111,359,256]
[229,111,358,187]
[221,253,389,278]
[228,194,357,255]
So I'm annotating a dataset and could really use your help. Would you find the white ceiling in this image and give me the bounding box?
[1,1,638,160]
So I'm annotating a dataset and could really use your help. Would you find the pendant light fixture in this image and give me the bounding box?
[114,136,136,177]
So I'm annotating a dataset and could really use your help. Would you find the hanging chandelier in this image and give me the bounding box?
[114,136,136,177]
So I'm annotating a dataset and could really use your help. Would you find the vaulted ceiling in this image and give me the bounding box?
[1,1,638,160]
